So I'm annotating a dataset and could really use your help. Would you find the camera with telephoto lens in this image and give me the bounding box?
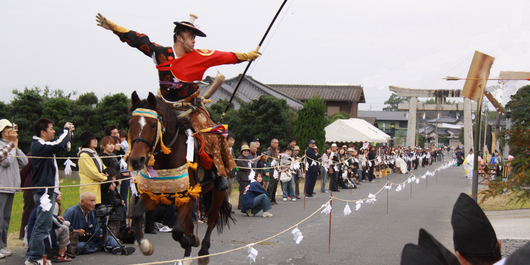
[95,204,114,218]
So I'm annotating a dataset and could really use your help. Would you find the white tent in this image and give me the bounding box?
[325,118,391,143]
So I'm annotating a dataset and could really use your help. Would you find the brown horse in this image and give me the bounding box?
[128,91,234,265]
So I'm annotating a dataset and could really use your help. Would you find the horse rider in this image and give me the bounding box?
[96,13,260,190]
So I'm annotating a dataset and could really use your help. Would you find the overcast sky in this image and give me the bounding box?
[2,0,530,111]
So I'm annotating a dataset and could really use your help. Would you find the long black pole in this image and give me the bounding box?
[218,0,288,124]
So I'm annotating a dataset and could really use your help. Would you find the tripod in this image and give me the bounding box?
[77,214,132,255]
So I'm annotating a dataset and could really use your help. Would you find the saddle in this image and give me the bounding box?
[159,95,234,192]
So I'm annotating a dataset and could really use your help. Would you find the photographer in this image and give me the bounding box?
[26,118,73,265]
[0,119,27,259]
[63,192,133,255]
[78,131,107,204]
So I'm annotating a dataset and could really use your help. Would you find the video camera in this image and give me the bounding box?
[94,204,114,218]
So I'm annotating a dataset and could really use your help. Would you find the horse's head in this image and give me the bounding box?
[128,91,192,171]
[128,91,161,171]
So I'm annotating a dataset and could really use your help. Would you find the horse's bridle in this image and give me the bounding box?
[130,108,179,162]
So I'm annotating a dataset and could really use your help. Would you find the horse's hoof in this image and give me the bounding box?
[182,255,193,265]
[198,256,210,265]
[135,239,154,256]
[193,235,200,247]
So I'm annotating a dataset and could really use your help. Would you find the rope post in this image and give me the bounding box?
[328,193,332,254]
[386,179,389,215]
[303,168,306,210]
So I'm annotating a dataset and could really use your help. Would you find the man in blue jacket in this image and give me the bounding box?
[63,192,133,255]
[26,118,73,265]
[305,139,321,198]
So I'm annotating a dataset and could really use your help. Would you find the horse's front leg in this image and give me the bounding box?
[173,199,200,265]
[133,195,154,255]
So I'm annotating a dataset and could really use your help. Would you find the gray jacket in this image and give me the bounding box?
[0,139,28,193]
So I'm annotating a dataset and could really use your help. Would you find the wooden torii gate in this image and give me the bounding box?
[389,86,476,152]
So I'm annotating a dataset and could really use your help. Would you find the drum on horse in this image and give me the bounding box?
[128,91,234,265]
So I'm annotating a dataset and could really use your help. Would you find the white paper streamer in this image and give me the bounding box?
[246,244,258,262]
[119,156,128,171]
[411,176,416,181]
[292,227,304,244]
[416,178,420,184]
[185,129,194,162]
[273,170,279,179]
[396,185,402,192]
[291,161,300,171]
[366,193,377,204]
[344,203,352,216]
[355,201,362,211]
[63,158,76,175]
[249,170,256,182]
[40,189,52,212]
[130,179,138,196]
[385,184,392,190]
[321,202,332,215]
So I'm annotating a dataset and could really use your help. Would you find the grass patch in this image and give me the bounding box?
[8,179,80,233]
[478,192,530,211]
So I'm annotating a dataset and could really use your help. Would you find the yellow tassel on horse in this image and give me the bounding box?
[187,184,202,199]
[145,189,161,205]
[171,192,191,207]
[159,189,173,205]
[158,124,172,154]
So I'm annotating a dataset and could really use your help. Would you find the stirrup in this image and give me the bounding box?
[214,176,229,192]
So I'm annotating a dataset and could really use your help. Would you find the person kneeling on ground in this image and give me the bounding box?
[241,174,273,217]
[63,192,135,255]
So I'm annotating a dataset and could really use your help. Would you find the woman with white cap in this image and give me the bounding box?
[0,119,27,259]
[235,145,251,210]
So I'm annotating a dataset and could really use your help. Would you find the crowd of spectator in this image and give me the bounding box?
[0,114,516,264]
[226,135,452,219]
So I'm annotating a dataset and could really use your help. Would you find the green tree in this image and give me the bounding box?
[327,111,350,125]
[9,87,45,153]
[394,130,405,146]
[42,98,72,131]
[481,85,530,204]
[224,96,296,151]
[69,92,101,153]
[207,99,234,123]
[383,93,410,111]
[418,135,425,147]
[293,97,327,153]
[506,85,530,126]
[95,93,130,138]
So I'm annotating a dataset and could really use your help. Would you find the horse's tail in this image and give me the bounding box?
[203,189,236,234]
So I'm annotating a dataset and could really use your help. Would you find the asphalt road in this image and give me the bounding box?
[6,160,472,265]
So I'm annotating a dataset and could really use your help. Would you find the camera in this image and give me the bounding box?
[95,204,114,218]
